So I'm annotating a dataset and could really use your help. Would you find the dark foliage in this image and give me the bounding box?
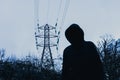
[0,35,120,80]
[97,35,120,80]
[0,54,61,80]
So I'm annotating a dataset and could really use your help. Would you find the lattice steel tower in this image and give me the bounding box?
[35,23,57,70]
[34,0,70,70]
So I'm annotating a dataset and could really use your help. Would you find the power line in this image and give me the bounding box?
[34,0,70,70]
[46,0,50,24]
[34,0,40,29]
[34,0,40,50]
[55,0,63,29]
[56,0,70,52]
[60,0,70,29]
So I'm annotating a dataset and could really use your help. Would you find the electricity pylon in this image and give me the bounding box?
[35,24,57,70]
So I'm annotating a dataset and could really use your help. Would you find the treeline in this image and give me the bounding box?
[0,35,120,80]
[0,53,61,80]
[97,35,120,80]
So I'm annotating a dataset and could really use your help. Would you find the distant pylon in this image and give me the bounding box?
[35,24,57,70]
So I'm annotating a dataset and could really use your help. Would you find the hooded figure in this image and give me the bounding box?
[62,24,104,80]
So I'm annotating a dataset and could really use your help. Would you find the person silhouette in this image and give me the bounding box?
[62,24,104,80]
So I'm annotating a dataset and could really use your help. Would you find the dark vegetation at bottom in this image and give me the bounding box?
[0,35,120,80]
[0,57,61,80]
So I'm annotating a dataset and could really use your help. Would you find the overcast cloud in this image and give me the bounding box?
[0,0,120,58]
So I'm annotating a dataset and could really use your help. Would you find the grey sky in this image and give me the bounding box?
[0,0,120,58]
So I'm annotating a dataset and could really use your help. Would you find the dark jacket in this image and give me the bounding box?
[62,24,104,80]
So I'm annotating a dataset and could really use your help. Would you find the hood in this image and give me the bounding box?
[65,24,84,45]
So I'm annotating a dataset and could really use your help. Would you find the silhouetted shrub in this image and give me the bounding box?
[0,55,61,80]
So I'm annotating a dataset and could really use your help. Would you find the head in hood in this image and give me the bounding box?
[65,24,84,45]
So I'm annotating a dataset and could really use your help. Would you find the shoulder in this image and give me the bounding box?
[84,41,98,51]
[64,45,72,53]
[63,45,72,57]
[85,41,99,56]
[85,41,96,48]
